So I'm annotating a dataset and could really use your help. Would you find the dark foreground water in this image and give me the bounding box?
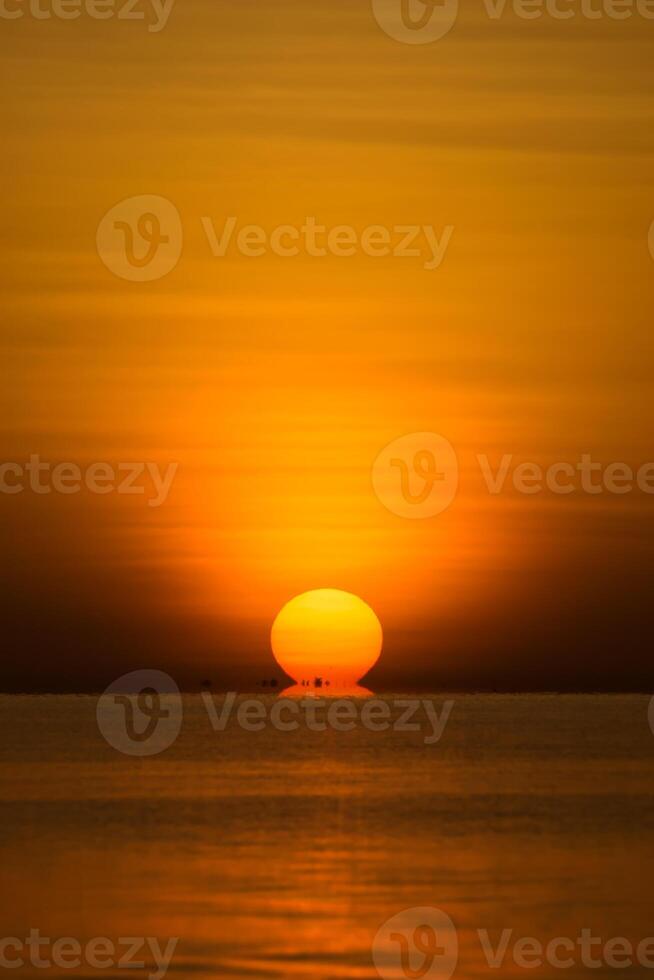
[1,694,653,979]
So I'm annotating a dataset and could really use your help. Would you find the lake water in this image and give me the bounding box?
[1,693,653,979]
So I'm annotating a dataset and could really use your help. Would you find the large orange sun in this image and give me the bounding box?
[270,589,383,686]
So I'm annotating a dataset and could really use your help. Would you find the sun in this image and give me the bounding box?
[270,589,383,687]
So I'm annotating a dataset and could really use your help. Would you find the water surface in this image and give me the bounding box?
[1,694,653,978]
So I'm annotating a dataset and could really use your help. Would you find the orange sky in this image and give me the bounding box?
[1,0,653,690]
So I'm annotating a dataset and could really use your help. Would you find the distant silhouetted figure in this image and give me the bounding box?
[314,677,323,688]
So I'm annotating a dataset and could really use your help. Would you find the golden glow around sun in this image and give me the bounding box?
[270,589,383,686]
